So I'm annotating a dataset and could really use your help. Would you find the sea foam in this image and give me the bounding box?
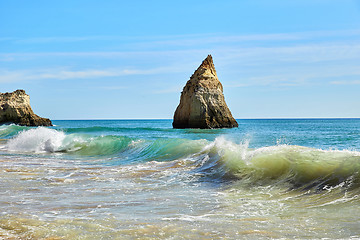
[6,127,66,153]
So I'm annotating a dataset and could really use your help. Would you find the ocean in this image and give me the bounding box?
[0,119,360,239]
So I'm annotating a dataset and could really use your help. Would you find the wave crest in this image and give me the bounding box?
[4,127,206,161]
[5,128,360,191]
[195,137,360,190]
[6,127,66,153]
[0,124,28,138]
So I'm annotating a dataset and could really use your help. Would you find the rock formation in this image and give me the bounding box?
[0,90,52,126]
[173,55,238,129]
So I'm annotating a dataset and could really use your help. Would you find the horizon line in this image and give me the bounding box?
[51,117,360,121]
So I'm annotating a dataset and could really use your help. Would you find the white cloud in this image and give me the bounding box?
[0,67,179,83]
[0,49,207,61]
[1,42,359,65]
[1,29,360,87]
[215,43,360,64]
[152,85,184,94]
[97,86,128,90]
[330,80,360,85]
[139,29,360,48]
[224,63,360,88]
[2,29,359,45]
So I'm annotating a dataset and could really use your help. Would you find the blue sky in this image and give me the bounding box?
[1,0,360,119]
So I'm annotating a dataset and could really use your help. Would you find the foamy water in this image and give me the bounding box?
[1,119,360,239]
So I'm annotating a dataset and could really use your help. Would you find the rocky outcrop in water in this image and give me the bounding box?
[173,55,238,129]
[0,90,52,126]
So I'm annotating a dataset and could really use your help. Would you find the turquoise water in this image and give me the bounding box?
[0,119,360,239]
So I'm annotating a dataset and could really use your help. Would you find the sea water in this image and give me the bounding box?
[0,119,360,239]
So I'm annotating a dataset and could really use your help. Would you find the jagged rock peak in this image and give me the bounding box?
[0,89,52,126]
[198,54,216,72]
[173,55,238,129]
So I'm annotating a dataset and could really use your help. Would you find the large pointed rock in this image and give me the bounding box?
[173,55,238,129]
[0,90,52,126]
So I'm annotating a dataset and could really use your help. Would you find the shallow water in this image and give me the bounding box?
[1,119,360,239]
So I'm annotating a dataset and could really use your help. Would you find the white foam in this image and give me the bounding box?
[6,127,66,153]
[163,214,214,222]
[201,136,250,160]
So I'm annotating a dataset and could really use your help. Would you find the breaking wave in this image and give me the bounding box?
[4,127,206,161]
[194,137,360,191]
[0,124,28,138]
[3,126,360,191]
